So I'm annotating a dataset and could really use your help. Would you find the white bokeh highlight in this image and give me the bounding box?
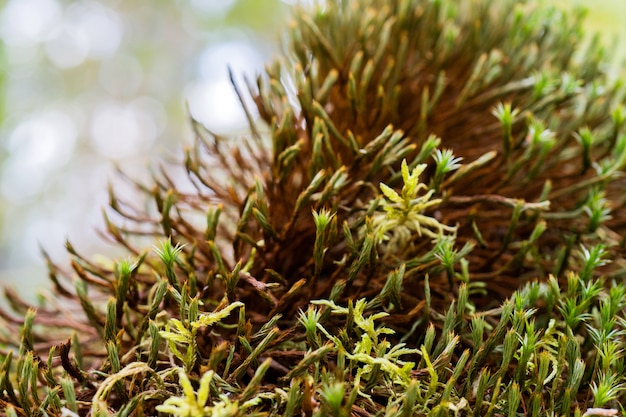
[1,0,63,46]
[186,41,264,133]
[2,110,78,202]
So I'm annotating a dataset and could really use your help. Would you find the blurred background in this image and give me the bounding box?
[0,0,293,296]
[0,0,624,298]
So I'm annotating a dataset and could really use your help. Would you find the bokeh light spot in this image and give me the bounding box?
[69,0,123,59]
[2,110,78,202]
[0,0,62,45]
[45,23,90,68]
[89,101,157,159]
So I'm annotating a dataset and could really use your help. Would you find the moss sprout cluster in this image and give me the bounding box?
[3,0,626,415]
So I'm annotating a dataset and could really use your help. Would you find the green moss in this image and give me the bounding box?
[2,0,626,416]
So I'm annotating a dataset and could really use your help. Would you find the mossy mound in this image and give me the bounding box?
[2,0,626,416]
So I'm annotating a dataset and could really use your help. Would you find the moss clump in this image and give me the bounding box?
[2,0,626,416]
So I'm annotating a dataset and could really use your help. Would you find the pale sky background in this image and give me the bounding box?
[0,0,624,298]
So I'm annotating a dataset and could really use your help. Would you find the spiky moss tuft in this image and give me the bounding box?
[2,0,626,416]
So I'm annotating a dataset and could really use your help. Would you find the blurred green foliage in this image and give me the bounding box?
[551,0,626,66]
[226,0,289,30]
